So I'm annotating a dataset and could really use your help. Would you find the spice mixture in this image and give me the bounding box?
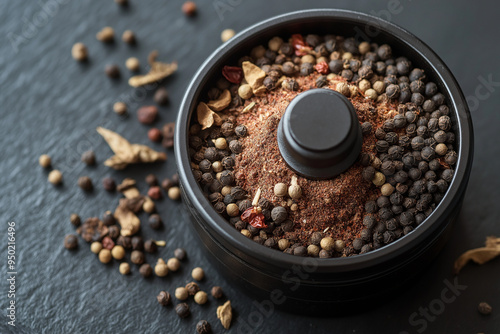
[189,33,458,257]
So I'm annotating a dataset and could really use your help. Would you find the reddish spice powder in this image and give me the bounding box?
[232,73,398,248]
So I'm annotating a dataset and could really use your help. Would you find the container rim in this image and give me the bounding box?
[175,9,474,272]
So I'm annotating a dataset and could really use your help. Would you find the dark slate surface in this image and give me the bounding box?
[1,0,499,333]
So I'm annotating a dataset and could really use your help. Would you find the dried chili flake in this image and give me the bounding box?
[291,34,312,56]
[241,207,267,229]
[222,66,243,84]
[314,61,329,75]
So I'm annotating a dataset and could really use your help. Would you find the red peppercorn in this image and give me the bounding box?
[241,207,267,229]
[222,66,243,84]
[148,128,162,142]
[314,61,329,75]
[291,34,312,56]
[182,1,197,16]
[148,186,162,200]
[137,106,158,124]
[102,236,115,250]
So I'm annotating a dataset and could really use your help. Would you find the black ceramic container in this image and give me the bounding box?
[174,9,473,313]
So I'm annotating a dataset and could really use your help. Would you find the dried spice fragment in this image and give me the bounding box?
[77,217,109,243]
[242,61,266,96]
[97,127,166,169]
[129,51,177,87]
[207,89,231,111]
[216,300,232,329]
[115,198,141,236]
[454,236,500,274]
[197,102,222,130]
[222,66,243,84]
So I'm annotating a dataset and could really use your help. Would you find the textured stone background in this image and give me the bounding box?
[1,0,499,333]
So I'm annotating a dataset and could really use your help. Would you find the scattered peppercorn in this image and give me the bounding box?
[194,291,208,305]
[122,30,136,44]
[148,128,162,142]
[139,263,153,278]
[144,239,158,253]
[182,1,197,16]
[137,106,158,124]
[478,302,492,315]
[186,282,200,296]
[39,154,51,168]
[48,169,63,185]
[70,213,81,227]
[113,102,127,115]
[167,257,181,271]
[157,291,171,306]
[119,262,130,275]
[175,303,190,318]
[221,29,235,43]
[192,267,205,281]
[174,248,187,261]
[168,187,181,201]
[148,186,162,200]
[111,245,125,260]
[131,250,145,265]
[64,234,78,250]
[196,320,212,334]
[71,43,88,61]
[154,258,169,277]
[125,57,140,72]
[81,150,96,166]
[78,176,93,191]
[90,241,102,254]
[175,287,189,301]
[98,249,112,263]
[211,286,223,299]
[96,27,114,43]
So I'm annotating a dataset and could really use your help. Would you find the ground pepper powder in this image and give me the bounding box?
[233,73,397,249]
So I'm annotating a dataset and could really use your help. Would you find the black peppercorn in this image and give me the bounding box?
[131,236,144,251]
[385,132,398,145]
[365,201,378,214]
[149,214,162,230]
[432,93,446,106]
[441,169,454,183]
[444,151,458,165]
[105,64,120,78]
[139,263,153,278]
[102,211,116,226]
[213,201,226,214]
[376,140,389,153]
[438,116,451,131]
[421,146,435,161]
[382,119,395,132]
[411,136,425,150]
[78,176,93,191]
[234,124,247,137]
[316,75,328,88]
[220,170,234,186]
[199,159,212,173]
[196,320,212,334]
[204,147,218,162]
[377,44,392,60]
[175,303,190,318]
[64,234,78,250]
[361,122,372,135]
[376,196,390,208]
[300,62,314,76]
[116,235,132,249]
[381,161,395,176]
[157,291,171,306]
[411,93,424,106]
[228,140,242,154]
[352,238,364,251]
[362,166,375,182]
[386,84,400,99]
[271,206,288,224]
[108,225,120,240]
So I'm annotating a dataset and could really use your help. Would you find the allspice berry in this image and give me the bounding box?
[191,267,205,281]
[119,262,130,275]
[167,257,181,271]
[125,57,140,72]
[113,102,127,115]
[194,291,208,305]
[78,176,93,191]
[211,286,223,299]
[334,239,345,253]
[98,249,112,263]
[274,183,287,197]
[48,169,63,185]
[64,234,78,250]
[131,250,145,265]
[39,154,51,168]
[320,237,334,251]
[90,241,102,254]
[168,187,181,201]
[238,84,253,100]
[288,176,302,199]
[122,30,136,44]
[111,245,125,260]
[71,43,88,61]
[96,26,114,43]
[175,287,189,300]
[155,258,169,277]
[139,263,153,278]
[70,213,81,227]
[221,29,235,42]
